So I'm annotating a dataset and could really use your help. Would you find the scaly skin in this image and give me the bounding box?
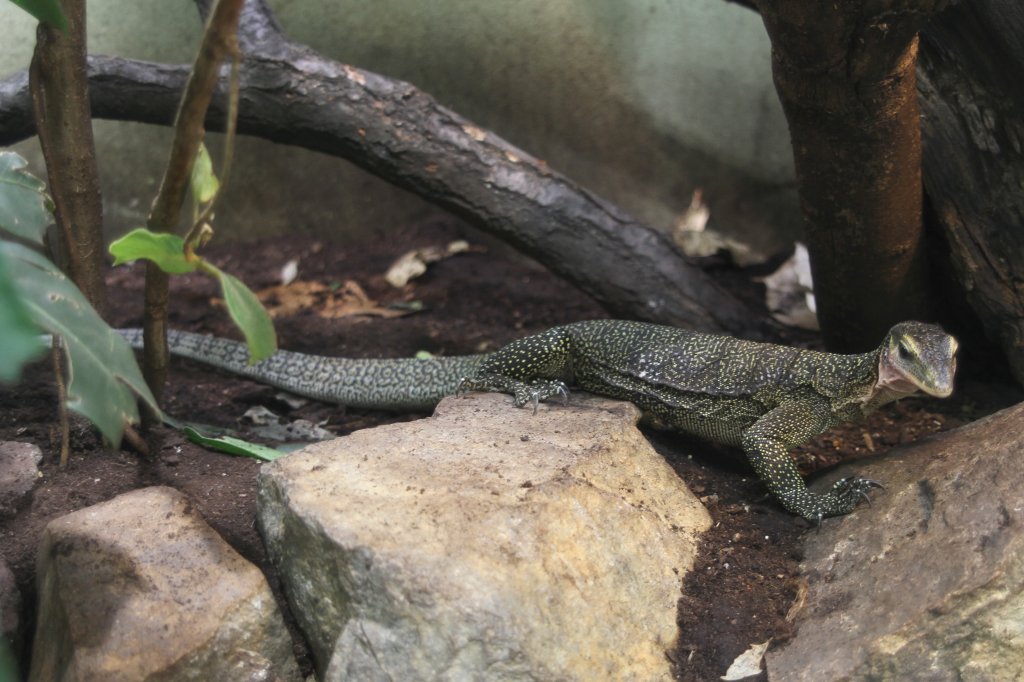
[125,319,958,521]
[458,320,958,521]
[117,328,482,411]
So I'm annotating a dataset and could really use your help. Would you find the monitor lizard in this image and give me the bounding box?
[121,319,957,522]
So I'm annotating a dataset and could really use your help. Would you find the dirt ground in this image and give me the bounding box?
[0,219,1015,680]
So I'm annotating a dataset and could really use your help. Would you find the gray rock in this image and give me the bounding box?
[0,557,17,633]
[28,486,301,682]
[767,402,1024,681]
[0,441,42,518]
[258,392,711,681]
[1,557,19,649]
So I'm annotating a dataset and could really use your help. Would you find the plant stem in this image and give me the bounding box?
[141,0,245,409]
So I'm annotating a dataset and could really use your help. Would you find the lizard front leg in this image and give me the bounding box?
[742,398,880,522]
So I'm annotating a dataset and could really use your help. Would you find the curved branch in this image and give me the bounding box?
[0,0,754,334]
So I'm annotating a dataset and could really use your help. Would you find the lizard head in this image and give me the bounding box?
[877,322,958,399]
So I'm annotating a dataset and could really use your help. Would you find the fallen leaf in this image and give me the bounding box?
[757,242,818,330]
[384,240,478,287]
[721,640,770,680]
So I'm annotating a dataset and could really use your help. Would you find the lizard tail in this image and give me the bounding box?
[117,328,485,411]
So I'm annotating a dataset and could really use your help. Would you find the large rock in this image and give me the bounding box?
[28,486,301,682]
[0,441,42,518]
[258,392,711,681]
[0,557,19,667]
[767,402,1024,681]
[0,558,17,639]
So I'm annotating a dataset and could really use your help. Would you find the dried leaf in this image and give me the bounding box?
[721,640,770,680]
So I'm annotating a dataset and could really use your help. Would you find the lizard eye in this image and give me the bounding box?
[898,341,912,360]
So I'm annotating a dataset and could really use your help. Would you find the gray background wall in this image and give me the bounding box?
[1,0,798,253]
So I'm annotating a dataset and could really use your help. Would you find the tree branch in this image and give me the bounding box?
[0,0,754,334]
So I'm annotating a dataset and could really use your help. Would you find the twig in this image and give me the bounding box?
[50,337,70,467]
[120,424,150,457]
[186,50,241,249]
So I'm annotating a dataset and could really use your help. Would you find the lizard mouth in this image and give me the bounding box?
[877,355,955,399]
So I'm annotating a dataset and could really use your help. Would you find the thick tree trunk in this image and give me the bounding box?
[755,1,953,351]
[918,0,1024,385]
[0,0,755,336]
[28,0,106,317]
[730,0,1022,382]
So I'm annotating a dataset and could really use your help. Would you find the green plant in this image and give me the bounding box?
[3,0,274,456]
[0,151,158,447]
[108,143,276,363]
[7,0,66,30]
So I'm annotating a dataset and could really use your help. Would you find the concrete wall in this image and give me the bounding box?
[1,0,798,252]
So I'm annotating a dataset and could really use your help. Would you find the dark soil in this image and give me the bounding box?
[0,219,1013,680]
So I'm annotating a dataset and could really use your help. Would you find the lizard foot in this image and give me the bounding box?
[457,373,569,412]
[830,476,884,507]
[778,476,884,523]
[513,379,570,413]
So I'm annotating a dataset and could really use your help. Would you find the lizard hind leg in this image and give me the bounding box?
[457,326,575,411]
[458,373,569,412]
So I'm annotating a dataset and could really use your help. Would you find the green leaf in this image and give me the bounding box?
[216,269,277,362]
[7,0,67,30]
[0,151,53,245]
[3,242,160,447]
[108,228,196,274]
[0,250,46,382]
[190,143,220,205]
[183,426,287,461]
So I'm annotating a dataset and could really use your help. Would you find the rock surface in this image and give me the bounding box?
[1,557,18,645]
[767,402,1024,681]
[0,441,42,518]
[28,486,301,682]
[258,392,711,681]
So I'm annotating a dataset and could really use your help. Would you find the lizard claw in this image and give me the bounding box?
[830,475,885,514]
[854,489,873,507]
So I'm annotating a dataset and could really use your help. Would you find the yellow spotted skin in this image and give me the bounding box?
[118,328,484,411]
[462,319,958,521]
[123,319,957,521]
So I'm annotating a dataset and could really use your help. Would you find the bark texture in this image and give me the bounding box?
[0,0,754,336]
[755,1,954,351]
[28,0,106,316]
[918,0,1024,384]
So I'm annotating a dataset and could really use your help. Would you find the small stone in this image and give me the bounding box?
[0,441,43,519]
[28,486,301,681]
